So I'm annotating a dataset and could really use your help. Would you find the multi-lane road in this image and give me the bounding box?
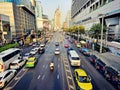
[4,31,117,90]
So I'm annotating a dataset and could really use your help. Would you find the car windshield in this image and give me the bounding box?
[79,76,91,83]
[72,57,79,60]
[0,77,2,80]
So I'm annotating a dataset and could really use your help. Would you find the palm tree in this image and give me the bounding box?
[89,23,106,42]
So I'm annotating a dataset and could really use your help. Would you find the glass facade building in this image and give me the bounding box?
[0,0,30,7]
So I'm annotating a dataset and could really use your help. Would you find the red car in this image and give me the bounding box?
[64,44,69,48]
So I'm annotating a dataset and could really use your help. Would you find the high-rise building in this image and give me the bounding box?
[71,0,120,40]
[54,7,62,30]
[65,10,71,28]
[35,1,43,31]
[0,0,36,40]
[0,14,10,43]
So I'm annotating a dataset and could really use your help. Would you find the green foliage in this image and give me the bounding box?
[89,23,106,38]
[0,43,18,53]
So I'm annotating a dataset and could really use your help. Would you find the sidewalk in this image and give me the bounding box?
[91,50,120,73]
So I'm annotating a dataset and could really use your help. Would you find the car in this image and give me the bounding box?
[38,47,45,54]
[23,53,31,60]
[55,48,60,55]
[74,69,93,90]
[76,43,81,48]
[9,59,26,70]
[89,55,98,65]
[40,43,45,47]
[0,70,17,88]
[30,48,38,55]
[80,48,90,56]
[64,44,69,48]
[25,57,37,68]
[55,42,59,46]
[67,47,74,54]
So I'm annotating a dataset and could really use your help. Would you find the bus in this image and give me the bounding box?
[0,48,21,72]
[68,50,81,66]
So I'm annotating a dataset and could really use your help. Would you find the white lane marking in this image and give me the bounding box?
[57,74,59,79]
[38,75,41,79]
[42,75,45,80]
[43,65,45,68]
[45,65,48,69]
[58,64,60,68]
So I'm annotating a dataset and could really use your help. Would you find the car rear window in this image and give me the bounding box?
[72,57,79,60]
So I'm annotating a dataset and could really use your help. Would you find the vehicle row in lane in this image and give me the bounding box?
[63,35,116,90]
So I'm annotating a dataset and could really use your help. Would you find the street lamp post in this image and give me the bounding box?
[78,29,79,42]
[100,15,104,53]
[105,23,110,47]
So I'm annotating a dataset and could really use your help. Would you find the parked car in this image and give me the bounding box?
[23,53,31,60]
[9,59,26,70]
[64,44,69,48]
[55,48,60,55]
[95,59,106,74]
[80,48,90,56]
[25,57,37,68]
[76,43,81,48]
[89,55,98,65]
[0,70,17,88]
[74,69,93,90]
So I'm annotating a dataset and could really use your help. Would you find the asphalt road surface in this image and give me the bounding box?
[4,31,117,90]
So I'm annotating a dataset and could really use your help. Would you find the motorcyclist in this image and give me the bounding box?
[50,61,54,70]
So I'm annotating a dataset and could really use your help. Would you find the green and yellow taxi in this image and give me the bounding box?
[25,56,37,68]
[74,69,93,90]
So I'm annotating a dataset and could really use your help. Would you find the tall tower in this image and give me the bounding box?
[54,6,61,30]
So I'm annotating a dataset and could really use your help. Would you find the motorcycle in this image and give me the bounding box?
[50,62,54,71]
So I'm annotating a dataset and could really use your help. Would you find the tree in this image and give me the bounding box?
[89,23,106,42]
[76,25,85,40]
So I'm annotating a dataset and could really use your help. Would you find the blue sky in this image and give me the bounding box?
[38,0,72,22]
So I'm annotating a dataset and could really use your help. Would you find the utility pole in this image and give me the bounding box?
[100,15,104,53]
[78,29,79,42]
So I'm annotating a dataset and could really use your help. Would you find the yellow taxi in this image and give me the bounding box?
[74,69,93,90]
[25,56,37,68]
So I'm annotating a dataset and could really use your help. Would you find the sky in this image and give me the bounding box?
[38,0,72,22]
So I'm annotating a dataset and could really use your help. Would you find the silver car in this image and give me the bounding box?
[9,59,26,70]
[0,70,17,88]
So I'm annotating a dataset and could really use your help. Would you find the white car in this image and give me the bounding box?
[55,48,60,55]
[40,43,45,47]
[9,59,26,70]
[23,53,31,60]
[0,70,17,88]
[30,48,38,55]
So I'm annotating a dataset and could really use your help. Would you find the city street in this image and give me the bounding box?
[4,32,117,90]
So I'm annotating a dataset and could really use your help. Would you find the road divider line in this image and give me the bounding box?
[43,65,45,68]
[57,74,60,79]
[42,75,45,80]
[38,75,41,79]
[58,64,60,68]
[62,54,76,90]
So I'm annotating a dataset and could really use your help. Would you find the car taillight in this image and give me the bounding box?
[0,82,2,84]
[0,64,4,69]
[16,64,19,66]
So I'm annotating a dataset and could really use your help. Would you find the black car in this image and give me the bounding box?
[89,55,98,65]
[55,42,59,46]
[38,48,45,54]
